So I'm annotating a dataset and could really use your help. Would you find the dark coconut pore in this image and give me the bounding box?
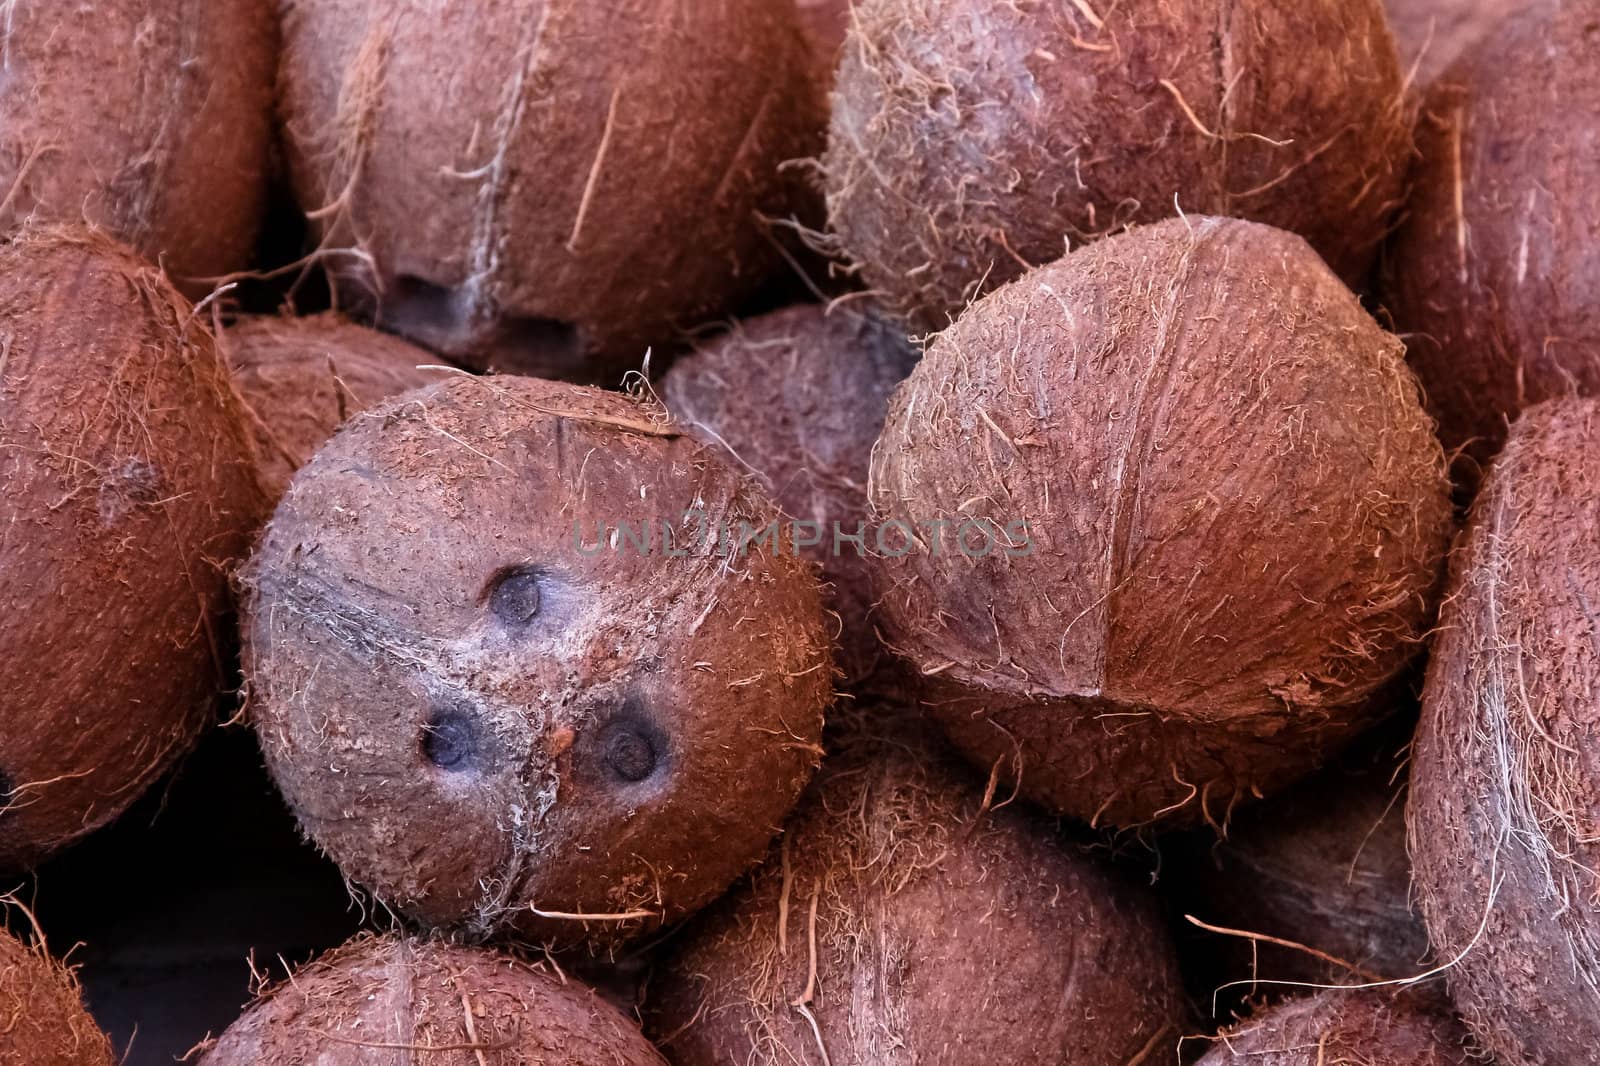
[0,0,276,290]
[1196,989,1471,1064]
[244,375,833,947]
[197,934,666,1065]
[1409,399,1600,1065]
[826,0,1412,331]
[0,229,266,872]
[868,217,1453,830]
[647,719,1189,1066]
[1382,2,1600,473]
[220,312,441,502]
[663,304,916,685]
[0,923,114,1066]
[278,0,822,378]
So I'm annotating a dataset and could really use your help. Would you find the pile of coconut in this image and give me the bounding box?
[0,1,1593,1064]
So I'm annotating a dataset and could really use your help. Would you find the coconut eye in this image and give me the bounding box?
[489,567,542,626]
[600,721,660,783]
[422,709,481,772]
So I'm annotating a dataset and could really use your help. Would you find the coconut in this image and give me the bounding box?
[196,934,665,1065]
[646,718,1188,1065]
[0,229,265,871]
[0,2,275,290]
[243,374,833,946]
[0,922,114,1066]
[278,0,821,378]
[825,0,1412,331]
[867,216,1453,830]
[1408,399,1600,1064]
[663,304,916,684]
[1197,990,1470,1064]
[797,0,851,68]
[221,312,440,502]
[1383,0,1515,88]
[1172,721,1432,1005]
[1382,2,1599,472]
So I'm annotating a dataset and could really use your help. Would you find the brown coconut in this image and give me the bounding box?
[221,312,440,501]
[825,0,1412,331]
[867,216,1453,830]
[0,923,114,1066]
[197,934,665,1065]
[0,2,276,290]
[1383,0,1516,88]
[1383,2,1600,472]
[0,230,265,871]
[278,0,821,378]
[646,719,1189,1065]
[662,304,916,684]
[1409,399,1600,1064]
[1197,990,1471,1064]
[1173,721,1430,998]
[243,375,833,947]
[797,0,851,68]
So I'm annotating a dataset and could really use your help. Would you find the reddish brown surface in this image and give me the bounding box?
[663,304,916,684]
[826,0,1412,331]
[1197,990,1471,1064]
[0,230,266,871]
[1383,0,1515,88]
[647,719,1188,1065]
[797,0,851,66]
[198,935,666,1065]
[0,2,275,291]
[1175,724,1432,995]
[0,924,113,1066]
[868,217,1453,829]
[244,376,833,947]
[278,0,821,378]
[1383,2,1600,474]
[222,313,440,502]
[1409,399,1600,1064]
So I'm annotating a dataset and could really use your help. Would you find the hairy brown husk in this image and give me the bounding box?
[868,217,1453,829]
[796,0,851,69]
[826,0,1411,330]
[1383,0,1515,88]
[0,923,114,1066]
[1383,2,1599,472]
[1174,722,1431,996]
[244,375,833,947]
[0,1,276,290]
[663,304,916,684]
[646,718,1188,1065]
[222,312,440,501]
[0,229,266,871]
[197,933,665,1065]
[1409,399,1600,1064]
[1198,989,1471,1064]
[278,0,821,377]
